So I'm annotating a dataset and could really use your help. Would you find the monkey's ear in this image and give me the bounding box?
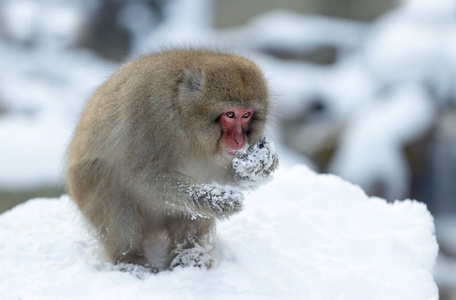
[181,67,205,93]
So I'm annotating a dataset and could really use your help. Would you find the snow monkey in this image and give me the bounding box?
[66,49,278,272]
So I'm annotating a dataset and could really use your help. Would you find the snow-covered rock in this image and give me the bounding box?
[0,165,438,299]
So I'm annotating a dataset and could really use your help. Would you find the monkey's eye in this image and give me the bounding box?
[226,112,235,118]
[242,112,250,118]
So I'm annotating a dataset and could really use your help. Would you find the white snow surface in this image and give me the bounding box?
[0,165,438,300]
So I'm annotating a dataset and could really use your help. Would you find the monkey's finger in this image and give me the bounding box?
[257,135,266,149]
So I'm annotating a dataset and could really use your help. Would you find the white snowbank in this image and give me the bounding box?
[0,166,438,299]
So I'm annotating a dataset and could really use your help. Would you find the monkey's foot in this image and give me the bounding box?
[233,135,279,189]
[116,253,159,274]
[118,263,159,278]
[170,247,215,270]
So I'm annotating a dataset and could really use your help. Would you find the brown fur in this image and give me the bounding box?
[66,49,270,271]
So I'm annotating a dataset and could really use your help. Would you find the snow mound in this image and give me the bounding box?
[0,165,438,299]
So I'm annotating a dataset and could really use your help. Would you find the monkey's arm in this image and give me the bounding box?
[232,136,279,189]
[141,173,244,220]
[183,182,244,220]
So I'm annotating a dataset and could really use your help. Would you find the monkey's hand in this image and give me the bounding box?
[186,184,244,220]
[232,135,279,189]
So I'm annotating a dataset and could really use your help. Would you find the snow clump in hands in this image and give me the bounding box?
[233,135,279,189]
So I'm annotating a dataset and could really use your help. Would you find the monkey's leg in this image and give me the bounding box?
[104,211,152,270]
[84,189,150,269]
[68,160,149,265]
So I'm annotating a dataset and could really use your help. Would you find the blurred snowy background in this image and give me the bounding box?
[0,0,455,298]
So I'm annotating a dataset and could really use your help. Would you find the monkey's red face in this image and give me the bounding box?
[219,107,254,155]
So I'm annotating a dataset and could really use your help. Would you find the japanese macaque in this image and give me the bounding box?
[66,49,278,272]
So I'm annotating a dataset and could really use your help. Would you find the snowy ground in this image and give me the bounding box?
[0,166,438,299]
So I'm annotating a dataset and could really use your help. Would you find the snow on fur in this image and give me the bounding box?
[0,165,438,299]
[186,183,244,220]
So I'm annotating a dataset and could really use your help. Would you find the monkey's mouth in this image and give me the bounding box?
[223,133,245,154]
[226,141,249,156]
[227,149,238,156]
[226,141,242,155]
